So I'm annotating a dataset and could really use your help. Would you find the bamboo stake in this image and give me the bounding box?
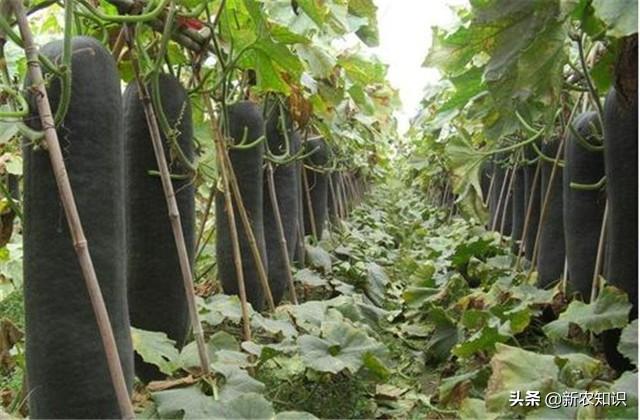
[561,257,569,294]
[195,186,215,253]
[515,160,541,270]
[528,136,567,279]
[500,164,516,240]
[347,173,359,206]
[295,162,306,265]
[10,0,134,417]
[491,165,510,231]
[198,84,252,341]
[301,164,318,241]
[266,163,298,304]
[342,173,351,214]
[327,172,339,223]
[221,148,276,311]
[335,172,346,218]
[590,201,609,303]
[124,28,210,376]
[483,172,495,208]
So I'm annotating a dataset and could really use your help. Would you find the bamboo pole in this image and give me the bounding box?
[221,148,276,311]
[491,165,511,231]
[266,163,298,304]
[327,172,339,223]
[528,136,567,279]
[335,172,346,219]
[10,0,134,417]
[301,164,318,241]
[483,172,495,208]
[499,164,516,238]
[125,28,210,376]
[198,83,252,341]
[515,160,541,270]
[295,162,306,265]
[194,187,215,253]
[590,201,609,303]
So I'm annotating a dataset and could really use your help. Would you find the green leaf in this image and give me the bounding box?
[288,300,328,332]
[131,327,180,376]
[438,370,481,407]
[444,135,485,219]
[253,39,304,76]
[152,386,216,419]
[365,262,388,306]
[296,44,336,79]
[543,286,632,339]
[592,0,638,37]
[0,121,18,144]
[425,306,459,363]
[618,319,638,367]
[453,325,505,358]
[555,353,604,387]
[348,0,379,46]
[485,344,559,412]
[306,244,332,273]
[439,67,486,113]
[294,268,328,287]
[251,313,298,338]
[254,49,291,94]
[209,393,275,419]
[459,398,496,420]
[296,0,328,28]
[297,319,384,374]
[200,294,253,326]
[338,54,386,86]
[5,156,21,176]
[362,352,391,380]
[213,365,266,400]
[607,371,638,420]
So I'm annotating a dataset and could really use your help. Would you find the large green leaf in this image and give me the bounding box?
[338,54,386,85]
[213,365,266,400]
[592,0,638,37]
[152,386,217,419]
[306,244,332,273]
[606,371,638,419]
[297,319,384,374]
[296,0,328,28]
[210,393,275,419]
[365,262,388,306]
[348,0,379,46]
[439,67,486,113]
[543,286,632,339]
[618,319,638,367]
[485,344,559,412]
[131,327,180,376]
[453,325,505,358]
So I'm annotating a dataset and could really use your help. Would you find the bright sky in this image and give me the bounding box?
[373,0,468,134]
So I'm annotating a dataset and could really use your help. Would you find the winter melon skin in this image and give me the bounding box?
[511,167,526,254]
[563,111,604,301]
[216,101,267,311]
[601,88,638,371]
[523,143,541,261]
[124,74,195,382]
[263,106,301,305]
[537,138,566,287]
[303,138,330,239]
[23,36,133,418]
